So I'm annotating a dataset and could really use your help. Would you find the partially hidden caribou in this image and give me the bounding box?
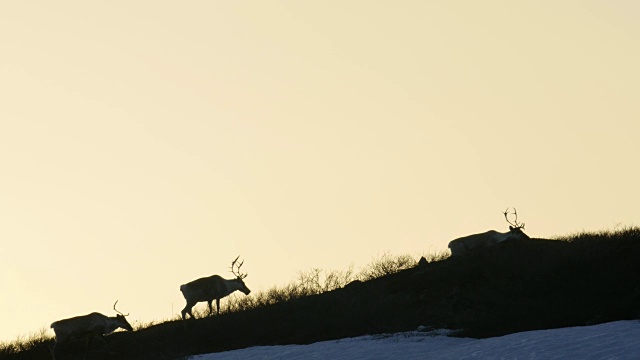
[50,300,133,358]
[180,256,251,320]
[448,208,530,257]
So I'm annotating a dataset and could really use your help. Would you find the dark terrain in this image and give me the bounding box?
[5,228,640,359]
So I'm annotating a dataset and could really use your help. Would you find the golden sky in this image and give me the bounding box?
[1,1,639,341]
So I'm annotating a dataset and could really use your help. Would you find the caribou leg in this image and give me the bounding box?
[207,300,214,317]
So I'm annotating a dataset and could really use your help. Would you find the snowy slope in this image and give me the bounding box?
[188,320,640,359]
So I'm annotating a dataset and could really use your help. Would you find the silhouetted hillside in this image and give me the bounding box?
[5,228,640,360]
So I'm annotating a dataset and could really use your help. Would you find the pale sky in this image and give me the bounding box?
[1,1,639,342]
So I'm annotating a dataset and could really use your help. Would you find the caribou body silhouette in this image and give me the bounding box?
[50,300,133,359]
[448,208,530,257]
[179,256,251,320]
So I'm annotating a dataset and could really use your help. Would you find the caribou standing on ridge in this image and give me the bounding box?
[448,208,530,257]
[50,300,133,359]
[180,256,251,320]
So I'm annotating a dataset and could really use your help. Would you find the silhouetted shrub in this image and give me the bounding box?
[358,252,417,280]
[0,328,51,355]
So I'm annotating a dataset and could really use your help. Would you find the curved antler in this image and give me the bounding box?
[503,207,525,229]
[230,255,248,279]
[113,300,130,316]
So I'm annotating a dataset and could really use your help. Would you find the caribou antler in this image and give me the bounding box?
[113,300,129,317]
[230,255,248,279]
[503,207,525,229]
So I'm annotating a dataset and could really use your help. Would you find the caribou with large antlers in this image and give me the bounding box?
[50,300,133,358]
[448,208,530,257]
[180,256,251,320]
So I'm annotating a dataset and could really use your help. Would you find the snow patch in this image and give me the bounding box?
[188,320,640,360]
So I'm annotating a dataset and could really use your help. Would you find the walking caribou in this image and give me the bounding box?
[180,256,251,320]
[50,300,133,358]
[448,208,530,257]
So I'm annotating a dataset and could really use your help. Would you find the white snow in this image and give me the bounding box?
[188,320,640,359]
